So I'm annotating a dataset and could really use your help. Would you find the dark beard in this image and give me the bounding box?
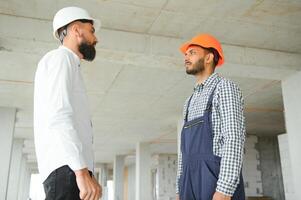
[186,58,205,75]
[79,41,96,61]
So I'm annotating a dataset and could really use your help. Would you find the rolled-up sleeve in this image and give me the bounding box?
[47,53,87,171]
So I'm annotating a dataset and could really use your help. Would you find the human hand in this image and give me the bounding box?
[212,191,231,200]
[75,168,102,200]
[92,175,102,199]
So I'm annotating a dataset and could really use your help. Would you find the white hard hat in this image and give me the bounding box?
[52,6,101,40]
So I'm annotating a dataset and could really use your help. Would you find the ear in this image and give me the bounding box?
[205,52,214,65]
[70,23,82,38]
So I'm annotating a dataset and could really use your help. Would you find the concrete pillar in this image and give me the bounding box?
[98,164,108,188]
[7,139,23,200]
[135,142,152,200]
[96,163,109,200]
[127,164,135,200]
[18,157,31,200]
[278,133,294,200]
[113,155,125,200]
[282,71,301,200]
[124,167,128,200]
[0,107,16,199]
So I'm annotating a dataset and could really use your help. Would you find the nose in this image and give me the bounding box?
[184,54,190,63]
[93,34,98,45]
[184,52,190,60]
[93,38,98,46]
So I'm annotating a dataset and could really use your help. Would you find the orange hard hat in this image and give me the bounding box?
[180,33,224,67]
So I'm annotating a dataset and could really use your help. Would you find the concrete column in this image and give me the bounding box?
[18,157,31,200]
[98,164,108,188]
[124,167,128,200]
[0,107,16,199]
[7,139,24,200]
[113,155,125,200]
[282,71,301,200]
[96,163,109,200]
[135,142,152,200]
[127,164,135,200]
[278,133,294,200]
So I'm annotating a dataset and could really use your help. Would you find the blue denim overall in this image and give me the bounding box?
[179,84,245,200]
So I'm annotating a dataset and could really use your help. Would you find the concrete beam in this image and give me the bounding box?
[0,36,299,82]
[1,13,301,80]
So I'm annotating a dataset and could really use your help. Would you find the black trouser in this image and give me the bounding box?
[43,165,92,200]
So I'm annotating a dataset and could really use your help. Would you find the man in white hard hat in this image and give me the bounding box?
[34,7,101,200]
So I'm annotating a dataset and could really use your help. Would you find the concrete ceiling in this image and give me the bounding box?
[1,0,301,166]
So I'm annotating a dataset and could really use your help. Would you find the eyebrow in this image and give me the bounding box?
[188,49,196,54]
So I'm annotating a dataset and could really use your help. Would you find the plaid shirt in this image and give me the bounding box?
[176,73,246,196]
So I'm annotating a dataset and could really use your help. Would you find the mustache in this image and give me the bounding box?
[86,40,97,46]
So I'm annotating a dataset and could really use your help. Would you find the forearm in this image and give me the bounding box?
[216,133,245,195]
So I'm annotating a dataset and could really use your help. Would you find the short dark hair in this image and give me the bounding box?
[76,19,94,25]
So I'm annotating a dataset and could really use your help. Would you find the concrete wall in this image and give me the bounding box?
[241,135,286,199]
[282,71,301,200]
[278,134,294,200]
[243,135,263,196]
[258,136,285,200]
[155,135,285,199]
[153,154,177,200]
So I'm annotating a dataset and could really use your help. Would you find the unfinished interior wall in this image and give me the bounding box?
[258,136,285,200]
[153,135,285,200]
[243,135,263,196]
[153,154,177,200]
[156,136,265,199]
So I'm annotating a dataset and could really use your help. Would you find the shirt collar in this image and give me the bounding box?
[194,73,218,92]
[59,45,81,66]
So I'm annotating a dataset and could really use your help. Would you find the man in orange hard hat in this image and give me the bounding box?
[34,7,101,200]
[176,34,246,200]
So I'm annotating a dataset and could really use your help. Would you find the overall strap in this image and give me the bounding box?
[184,94,194,122]
[205,79,221,111]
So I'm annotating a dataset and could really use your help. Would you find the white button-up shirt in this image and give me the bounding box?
[34,46,94,182]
